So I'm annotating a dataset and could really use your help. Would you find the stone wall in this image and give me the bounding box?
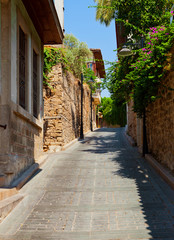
[127,47,174,170]
[127,100,137,143]
[0,103,43,186]
[43,63,93,152]
[146,49,174,170]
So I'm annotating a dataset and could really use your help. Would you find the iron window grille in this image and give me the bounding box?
[19,26,26,109]
[33,50,38,118]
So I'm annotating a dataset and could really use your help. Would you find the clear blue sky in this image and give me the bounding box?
[64,0,117,98]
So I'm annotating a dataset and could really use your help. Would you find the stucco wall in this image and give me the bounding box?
[43,63,94,152]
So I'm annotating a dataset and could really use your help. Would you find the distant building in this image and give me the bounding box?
[88,49,106,129]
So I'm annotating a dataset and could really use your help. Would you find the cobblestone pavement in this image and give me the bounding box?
[0,128,174,240]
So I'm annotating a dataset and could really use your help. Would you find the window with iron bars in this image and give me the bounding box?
[19,26,26,109]
[33,50,38,118]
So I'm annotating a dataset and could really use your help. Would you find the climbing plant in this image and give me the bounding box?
[44,34,100,91]
[126,23,174,117]
[94,0,173,39]
[43,47,68,86]
[105,21,174,117]
[98,1,174,117]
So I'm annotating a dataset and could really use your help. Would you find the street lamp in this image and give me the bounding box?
[88,78,94,131]
[80,73,84,139]
[118,45,133,57]
[118,38,148,156]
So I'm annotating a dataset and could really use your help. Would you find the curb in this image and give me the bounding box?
[145,154,174,190]
[61,130,92,151]
[11,163,39,190]
[0,194,24,221]
[124,132,136,146]
[61,138,79,151]
[124,131,174,190]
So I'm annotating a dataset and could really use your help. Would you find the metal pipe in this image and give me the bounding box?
[90,86,93,131]
[80,73,84,139]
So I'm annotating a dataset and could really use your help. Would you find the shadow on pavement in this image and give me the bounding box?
[81,127,174,239]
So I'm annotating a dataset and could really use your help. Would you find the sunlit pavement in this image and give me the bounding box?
[0,128,174,240]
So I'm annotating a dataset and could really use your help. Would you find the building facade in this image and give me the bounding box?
[88,49,105,129]
[0,0,63,186]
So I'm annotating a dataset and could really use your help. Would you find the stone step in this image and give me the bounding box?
[0,188,18,201]
[0,193,24,222]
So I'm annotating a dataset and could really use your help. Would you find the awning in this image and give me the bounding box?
[22,0,64,44]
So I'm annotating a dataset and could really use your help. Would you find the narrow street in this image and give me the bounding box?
[0,128,174,240]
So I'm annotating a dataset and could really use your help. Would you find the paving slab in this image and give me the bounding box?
[0,128,174,240]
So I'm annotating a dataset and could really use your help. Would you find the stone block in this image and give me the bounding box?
[0,175,6,187]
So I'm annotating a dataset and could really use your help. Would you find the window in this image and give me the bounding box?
[19,26,26,109]
[87,62,93,70]
[33,50,38,118]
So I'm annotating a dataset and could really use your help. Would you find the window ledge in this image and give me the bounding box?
[11,102,42,130]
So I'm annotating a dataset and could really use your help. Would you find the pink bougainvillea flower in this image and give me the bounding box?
[147,51,152,55]
[165,33,169,35]
[143,59,146,61]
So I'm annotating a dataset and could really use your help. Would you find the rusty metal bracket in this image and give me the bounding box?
[0,124,7,129]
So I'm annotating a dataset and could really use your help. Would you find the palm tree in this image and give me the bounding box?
[94,0,115,26]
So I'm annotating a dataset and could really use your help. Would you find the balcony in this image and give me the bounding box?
[92,91,101,105]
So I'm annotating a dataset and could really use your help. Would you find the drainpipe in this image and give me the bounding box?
[80,73,84,139]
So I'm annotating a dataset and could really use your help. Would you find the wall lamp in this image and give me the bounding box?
[118,38,144,57]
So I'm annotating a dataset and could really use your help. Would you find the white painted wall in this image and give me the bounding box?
[11,0,17,103]
[54,0,64,30]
